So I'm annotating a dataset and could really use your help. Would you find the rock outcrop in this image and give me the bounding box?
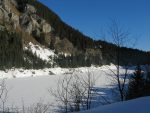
[54,37,75,55]
[42,22,52,33]
[0,0,52,35]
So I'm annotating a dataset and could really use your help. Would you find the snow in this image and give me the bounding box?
[58,52,72,57]
[0,68,68,79]
[0,65,140,112]
[5,76,58,109]
[0,64,131,79]
[76,96,150,113]
[24,42,55,62]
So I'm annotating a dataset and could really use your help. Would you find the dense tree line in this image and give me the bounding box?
[54,54,90,68]
[96,40,150,65]
[0,30,24,69]
[54,41,150,68]
[54,53,102,68]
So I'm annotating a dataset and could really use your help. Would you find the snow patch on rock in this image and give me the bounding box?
[24,42,55,62]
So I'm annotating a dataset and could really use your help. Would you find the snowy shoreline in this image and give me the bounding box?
[0,64,137,79]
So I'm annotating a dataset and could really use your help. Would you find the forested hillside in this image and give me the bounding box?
[0,0,149,69]
[28,0,95,50]
[28,0,150,66]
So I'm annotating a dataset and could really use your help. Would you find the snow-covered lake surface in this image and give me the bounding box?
[0,65,139,112]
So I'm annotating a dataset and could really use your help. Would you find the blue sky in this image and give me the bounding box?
[38,0,150,51]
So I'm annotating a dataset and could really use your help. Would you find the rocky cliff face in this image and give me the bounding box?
[0,0,51,38]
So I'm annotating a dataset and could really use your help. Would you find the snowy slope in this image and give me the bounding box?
[24,42,55,62]
[77,97,150,113]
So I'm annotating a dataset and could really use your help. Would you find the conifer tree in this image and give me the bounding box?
[126,65,145,99]
[143,72,150,96]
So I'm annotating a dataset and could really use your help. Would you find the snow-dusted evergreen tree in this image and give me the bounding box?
[126,65,145,99]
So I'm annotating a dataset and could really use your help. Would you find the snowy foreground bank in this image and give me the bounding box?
[77,96,150,113]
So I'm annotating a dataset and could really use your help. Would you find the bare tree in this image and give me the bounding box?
[50,71,98,113]
[79,71,96,110]
[105,19,132,101]
[50,75,73,113]
[27,103,50,113]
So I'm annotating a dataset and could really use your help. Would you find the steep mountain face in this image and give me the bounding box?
[0,0,149,69]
